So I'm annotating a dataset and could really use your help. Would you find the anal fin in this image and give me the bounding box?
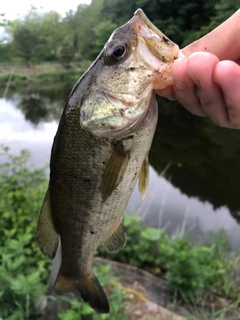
[37,188,59,259]
[103,217,126,253]
[138,154,149,199]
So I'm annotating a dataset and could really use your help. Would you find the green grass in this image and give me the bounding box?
[0,147,49,319]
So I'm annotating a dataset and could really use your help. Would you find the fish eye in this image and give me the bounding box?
[112,45,126,57]
[105,42,128,65]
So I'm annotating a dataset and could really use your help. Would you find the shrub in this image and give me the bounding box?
[97,216,239,302]
[0,146,50,319]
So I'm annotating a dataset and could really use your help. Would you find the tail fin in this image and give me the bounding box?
[54,271,109,314]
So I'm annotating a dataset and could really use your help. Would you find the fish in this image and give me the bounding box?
[37,8,179,314]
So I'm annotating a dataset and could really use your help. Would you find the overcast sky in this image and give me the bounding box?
[1,0,91,20]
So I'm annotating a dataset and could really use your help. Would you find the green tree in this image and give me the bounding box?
[70,0,105,60]
[5,8,74,64]
[91,20,118,57]
[0,13,8,27]
[64,8,87,61]
[12,26,39,66]
[136,0,216,46]
[101,0,137,24]
[38,11,73,62]
[0,42,13,62]
[7,8,43,65]
[192,0,240,44]
[57,38,75,68]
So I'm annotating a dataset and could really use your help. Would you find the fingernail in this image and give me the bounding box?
[167,97,177,101]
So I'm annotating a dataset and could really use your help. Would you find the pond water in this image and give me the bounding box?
[1,82,240,249]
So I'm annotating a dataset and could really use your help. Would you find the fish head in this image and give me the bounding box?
[78,9,180,138]
[101,8,179,88]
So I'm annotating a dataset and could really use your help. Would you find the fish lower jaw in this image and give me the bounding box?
[106,92,138,109]
[152,65,174,90]
[105,84,153,112]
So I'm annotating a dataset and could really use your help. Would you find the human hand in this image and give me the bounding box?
[156,9,240,129]
[170,52,240,129]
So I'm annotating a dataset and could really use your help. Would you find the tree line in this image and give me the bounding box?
[0,0,238,67]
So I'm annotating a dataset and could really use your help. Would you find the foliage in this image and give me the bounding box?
[97,216,240,302]
[0,13,8,27]
[91,20,118,58]
[5,9,74,66]
[8,10,43,66]
[182,0,240,45]
[0,146,50,319]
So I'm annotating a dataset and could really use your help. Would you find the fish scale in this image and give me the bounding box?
[37,8,180,313]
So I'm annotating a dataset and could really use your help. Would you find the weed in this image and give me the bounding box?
[0,146,50,319]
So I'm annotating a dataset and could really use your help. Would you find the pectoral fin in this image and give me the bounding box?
[37,188,59,259]
[101,143,129,203]
[138,155,149,200]
[103,218,126,253]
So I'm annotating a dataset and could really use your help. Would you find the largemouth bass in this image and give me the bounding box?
[37,9,179,313]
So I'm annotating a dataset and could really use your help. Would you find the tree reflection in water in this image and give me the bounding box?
[151,97,240,222]
[19,94,48,125]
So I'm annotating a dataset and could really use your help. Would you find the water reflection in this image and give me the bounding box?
[1,84,240,247]
[19,94,49,125]
[127,166,240,249]
[0,97,58,169]
[152,97,240,221]
[9,84,72,125]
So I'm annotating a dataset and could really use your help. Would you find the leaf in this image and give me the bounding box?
[140,227,162,241]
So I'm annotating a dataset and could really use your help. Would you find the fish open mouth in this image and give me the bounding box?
[131,9,181,89]
[132,9,179,63]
